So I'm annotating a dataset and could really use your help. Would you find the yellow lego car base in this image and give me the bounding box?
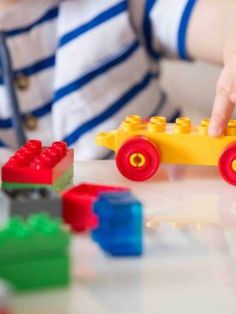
[96,115,236,185]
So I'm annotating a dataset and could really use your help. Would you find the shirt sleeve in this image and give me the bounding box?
[129,0,197,60]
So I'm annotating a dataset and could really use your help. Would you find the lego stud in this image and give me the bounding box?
[52,142,67,158]
[52,141,67,151]
[150,116,166,124]
[176,117,191,125]
[34,152,57,169]
[42,152,58,168]
[18,146,35,161]
[198,119,210,135]
[122,115,141,131]
[148,116,166,132]
[7,217,29,238]
[225,120,236,136]
[173,117,191,134]
[26,140,42,154]
[9,152,31,167]
[28,213,59,234]
[125,115,142,123]
[46,148,61,163]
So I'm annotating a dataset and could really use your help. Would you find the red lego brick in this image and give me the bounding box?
[2,140,74,185]
[62,183,129,232]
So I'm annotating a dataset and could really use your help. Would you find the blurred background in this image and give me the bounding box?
[162,60,220,121]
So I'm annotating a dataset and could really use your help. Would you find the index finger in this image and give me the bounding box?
[209,86,234,137]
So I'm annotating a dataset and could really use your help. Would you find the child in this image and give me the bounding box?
[0,0,234,161]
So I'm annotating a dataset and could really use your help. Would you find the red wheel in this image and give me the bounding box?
[116,137,160,181]
[219,142,236,185]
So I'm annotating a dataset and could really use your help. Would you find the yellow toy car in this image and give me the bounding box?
[96,115,236,185]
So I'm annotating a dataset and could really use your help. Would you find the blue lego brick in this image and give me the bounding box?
[91,191,143,256]
[96,236,142,256]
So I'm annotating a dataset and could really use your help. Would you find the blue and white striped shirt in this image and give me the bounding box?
[0,0,196,160]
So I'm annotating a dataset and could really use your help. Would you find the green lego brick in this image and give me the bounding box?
[2,181,51,190]
[2,166,73,192]
[0,213,70,263]
[0,254,70,291]
[0,213,71,291]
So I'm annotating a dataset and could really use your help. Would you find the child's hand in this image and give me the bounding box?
[208,10,236,138]
[209,56,236,137]
[185,0,236,137]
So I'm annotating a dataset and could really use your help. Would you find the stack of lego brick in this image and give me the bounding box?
[92,191,143,256]
[0,213,71,291]
[1,140,74,192]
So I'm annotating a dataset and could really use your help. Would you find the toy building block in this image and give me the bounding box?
[2,168,73,192]
[2,140,74,191]
[92,191,143,256]
[0,213,71,291]
[1,189,61,218]
[62,183,129,232]
[96,115,236,184]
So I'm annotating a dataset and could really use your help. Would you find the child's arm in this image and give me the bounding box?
[187,0,236,136]
[0,0,18,11]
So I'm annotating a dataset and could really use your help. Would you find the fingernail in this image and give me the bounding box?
[208,124,220,137]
